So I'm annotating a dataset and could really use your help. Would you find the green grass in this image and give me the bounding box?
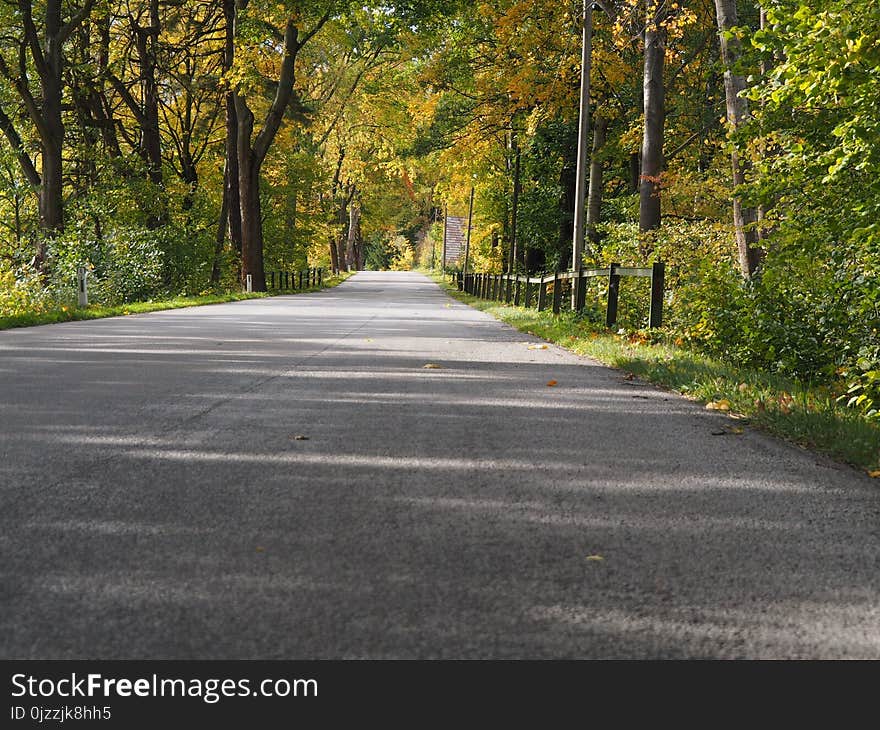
[0,272,352,331]
[433,271,880,473]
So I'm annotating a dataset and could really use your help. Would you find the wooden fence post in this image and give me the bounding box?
[575,270,586,311]
[605,263,620,328]
[649,261,665,328]
[538,278,547,311]
[552,272,562,314]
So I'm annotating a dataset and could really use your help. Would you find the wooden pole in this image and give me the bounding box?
[441,204,448,270]
[462,186,475,276]
[571,0,592,308]
[509,141,521,275]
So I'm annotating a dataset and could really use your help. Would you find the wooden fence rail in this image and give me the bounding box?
[267,268,323,291]
[452,262,665,328]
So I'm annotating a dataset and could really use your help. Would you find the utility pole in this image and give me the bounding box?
[508,141,522,274]
[441,204,448,270]
[462,186,475,277]
[571,0,592,308]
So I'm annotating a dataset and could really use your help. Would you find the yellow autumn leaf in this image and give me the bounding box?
[528,344,548,350]
[706,399,731,411]
[868,470,880,478]
[585,555,604,561]
[423,363,443,369]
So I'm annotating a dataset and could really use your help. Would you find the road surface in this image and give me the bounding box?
[1,271,878,658]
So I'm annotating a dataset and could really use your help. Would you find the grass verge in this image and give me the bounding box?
[0,272,352,332]
[433,271,880,473]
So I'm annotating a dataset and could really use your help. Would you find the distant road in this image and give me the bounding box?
[1,270,878,658]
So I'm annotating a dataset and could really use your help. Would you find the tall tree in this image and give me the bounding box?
[639,0,666,233]
[215,0,242,280]
[0,0,96,265]
[232,2,332,291]
[714,0,762,276]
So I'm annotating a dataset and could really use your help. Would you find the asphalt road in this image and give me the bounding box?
[1,270,878,659]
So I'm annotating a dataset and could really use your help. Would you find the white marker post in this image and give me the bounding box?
[246,274,252,293]
[76,266,89,307]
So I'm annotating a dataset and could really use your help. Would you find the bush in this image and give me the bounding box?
[0,262,50,317]
[47,224,165,305]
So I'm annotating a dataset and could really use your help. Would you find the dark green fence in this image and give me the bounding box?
[452,262,665,328]
[267,268,323,291]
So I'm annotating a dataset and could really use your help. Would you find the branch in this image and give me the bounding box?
[105,70,148,126]
[669,30,712,82]
[17,0,47,79]
[58,0,97,45]
[297,7,333,49]
[252,19,299,164]
[0,50,50,142]
[0,101,41,187]
[664,129,704,162]
[315,46,384,148]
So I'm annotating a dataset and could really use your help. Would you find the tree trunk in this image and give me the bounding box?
[223,0,242,265]
[346,197,361,271]
[235,99,266,291]
[335,225,348,272]
[136,0,162,187]
[328,235,340,273]
[586,115,608,249]
[210,161,230,283]
[238,155,266,292]
[714,0,762,276]
[639,1,666,233]
[38,43,65,266]
[628,152,640,194]
[557,123,577,271]
[131,0,163,229]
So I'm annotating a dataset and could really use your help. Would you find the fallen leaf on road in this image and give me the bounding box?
[729,427,745,434]
[546,380,558,387]
[868,470,880,478]
[423,363,443,369]
[255,547,265,552]
[706,399,731,411]
[291,434,309,441]
[585,555,604,561]
[528,344,548,350]
[711,430,727,436]
[365,338,373,342]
